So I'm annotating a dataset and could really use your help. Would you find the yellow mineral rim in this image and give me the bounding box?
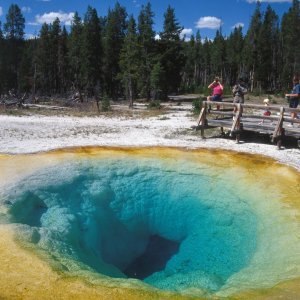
[0,147,299,299]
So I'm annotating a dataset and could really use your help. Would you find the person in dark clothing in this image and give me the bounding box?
[232,78,248,116]
[285,76,300,124]
[232,79,248,104]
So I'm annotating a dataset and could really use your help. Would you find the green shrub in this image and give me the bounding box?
[148,100,161,109]
[101,95,111,112]
[192,97,203,114]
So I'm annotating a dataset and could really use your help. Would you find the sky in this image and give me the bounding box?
[0,0,295,40]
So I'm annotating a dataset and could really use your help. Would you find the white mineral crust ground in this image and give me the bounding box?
[0,103,299,170]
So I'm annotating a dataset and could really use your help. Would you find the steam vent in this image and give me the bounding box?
[0,147,300,299]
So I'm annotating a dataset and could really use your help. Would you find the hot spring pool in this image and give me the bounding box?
[0,147,299,299]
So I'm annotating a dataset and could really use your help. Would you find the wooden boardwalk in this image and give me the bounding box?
[197,101,300,148]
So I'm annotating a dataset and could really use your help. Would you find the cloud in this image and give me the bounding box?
[32,11,75,25]
[155,34,161,40]
[0,7,3,17]
[132,0,141,8]
[180,28,193,40]
[22,7,32,13]
[232,22,244,29]
[202,38,213,43]
[246,0,292,2]
[181,28,193,36]
[25,33,37,40]
[195,16,222,29]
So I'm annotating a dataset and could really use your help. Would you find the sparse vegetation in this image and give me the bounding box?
[158,116,170,120]
[192,97,203,115]
[101,95,111,112]
[148,100,161,109]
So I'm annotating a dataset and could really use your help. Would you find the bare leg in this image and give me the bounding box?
[232,105,236,120]
[291,112,296,125]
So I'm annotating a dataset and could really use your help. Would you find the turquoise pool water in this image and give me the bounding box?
[2,155,257,294]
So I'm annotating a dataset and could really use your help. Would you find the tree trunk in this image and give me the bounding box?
[128,76,133,108]
[33,63,37,103]
[250,66,255,92]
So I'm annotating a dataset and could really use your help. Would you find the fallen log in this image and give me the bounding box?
[1,92,27,108]
[21,103,71,110]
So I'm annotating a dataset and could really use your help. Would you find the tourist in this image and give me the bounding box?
[263,98,271,116]
[285,75,300,125]
[207,76,223,111]
[232,78,248,117]
[232,79,247,104]
[258,99,271,125]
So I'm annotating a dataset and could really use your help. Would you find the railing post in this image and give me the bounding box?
[201,102,207,138]
[197,105,204,126]
[196,101,207,139]
[272,106,285,148]
[230,103,242,137]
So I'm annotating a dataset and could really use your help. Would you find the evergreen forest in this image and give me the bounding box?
[0,1,300,103]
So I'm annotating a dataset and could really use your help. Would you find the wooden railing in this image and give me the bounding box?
[197,101,300,147]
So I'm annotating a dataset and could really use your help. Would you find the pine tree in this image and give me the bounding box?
[81,6,103,97]
[58,26,69,93]
[257,5,279,90]
[210,29,226,81]
[3,4,25,92]
[182,34,197,92]
[202,38,212,86]
[68,12,83,92]
[281,0,300,88]
[194,30,203,87]
[119,15,139,107]
[19,40,35,93]
[36,23,51,94]
[0,2,298,98]
[150,62,165,100]
[4,4,25,40]
[50,18,61,93]
[137,2,155,100]
[159,5,185,98]
[104,2,128,99]
[0,22,5,94]
[244,2,262,91]
[226,26,244,84]
[160,6,182,41]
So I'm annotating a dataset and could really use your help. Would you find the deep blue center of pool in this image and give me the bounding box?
[4,157,257,293]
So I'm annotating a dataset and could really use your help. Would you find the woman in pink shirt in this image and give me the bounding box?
[207,76,223,110]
